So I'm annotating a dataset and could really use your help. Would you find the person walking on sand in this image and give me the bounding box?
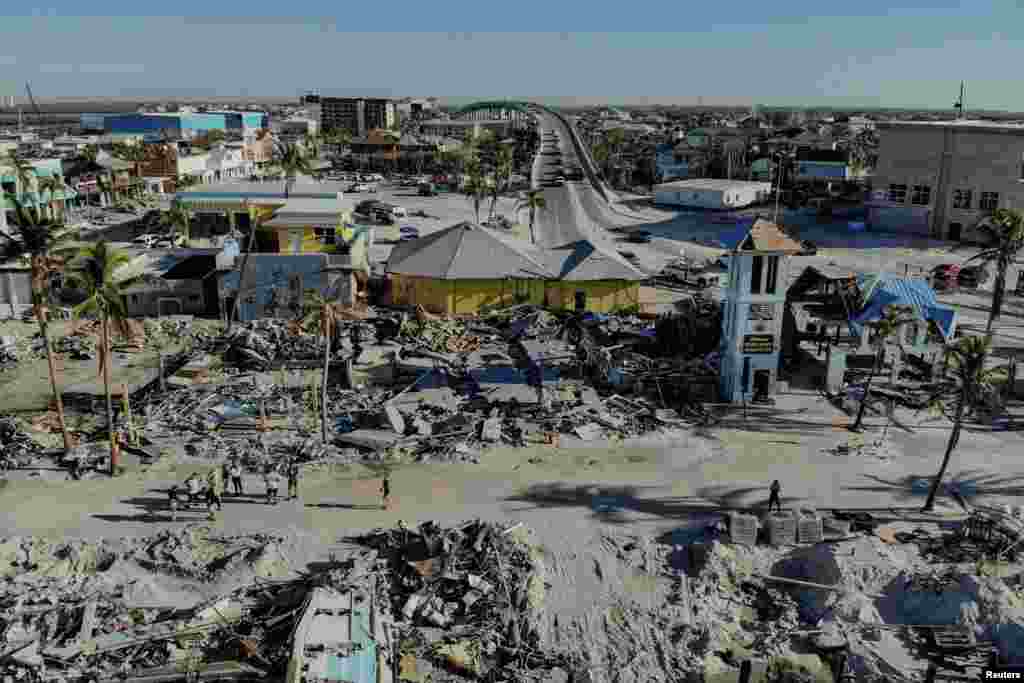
[768,479,782,513]
[229,461,243,496]
[380,476,390,510]
[206,470,223,511]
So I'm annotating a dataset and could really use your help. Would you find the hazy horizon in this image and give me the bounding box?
[2,13,1021,111]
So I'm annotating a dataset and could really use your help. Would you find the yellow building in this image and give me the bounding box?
[173,181,353,252]
[386,223,646,315]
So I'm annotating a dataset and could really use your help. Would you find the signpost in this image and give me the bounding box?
[742,334,774,354]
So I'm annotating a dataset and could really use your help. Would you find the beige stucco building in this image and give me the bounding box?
[868,120,1024,241]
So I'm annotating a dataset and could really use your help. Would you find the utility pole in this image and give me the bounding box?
[953,81,966,119]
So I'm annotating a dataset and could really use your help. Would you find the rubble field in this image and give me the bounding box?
[3,512,1024,683]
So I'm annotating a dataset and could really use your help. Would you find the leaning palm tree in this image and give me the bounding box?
[302,291,347,444]
[274,142,315,199]
[920,336,1008,511]
[65,242,142,473]
[849,304,916,432]
[8,197,79,453]
[961,208,1024,343]
[515,189,547,245]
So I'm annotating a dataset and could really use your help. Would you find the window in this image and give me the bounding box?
[765,256,780,294]
[952,189,972,209]
[980,192,1000,211]
[1020,153,1024,181]
[188,295,201,303]
[750,255,764,294]
[887,184,907,203]
[911,185,931,206]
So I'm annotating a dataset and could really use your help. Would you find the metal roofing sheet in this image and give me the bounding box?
[850,275,955,340]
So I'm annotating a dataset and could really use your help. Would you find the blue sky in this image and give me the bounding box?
[1,1,1021,110]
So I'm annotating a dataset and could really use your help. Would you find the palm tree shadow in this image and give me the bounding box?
[842,468,1024,504]
[504,482,776,527]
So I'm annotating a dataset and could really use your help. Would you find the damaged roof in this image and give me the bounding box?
[736,218,803,254]
[386,222,551,280]
[542,240,646,281]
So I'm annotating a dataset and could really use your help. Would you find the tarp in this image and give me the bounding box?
[849,274,956,341]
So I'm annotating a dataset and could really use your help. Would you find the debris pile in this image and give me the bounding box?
[0,416,43,470]
[400,308,482,353]
[350,520,568,680]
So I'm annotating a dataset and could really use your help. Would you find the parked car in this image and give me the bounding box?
[132,234,159,248]
[958,265,990,288]
[399,226,420,241]
[418,182,437,197]
[624,231,652,244]
[348,183,373,193]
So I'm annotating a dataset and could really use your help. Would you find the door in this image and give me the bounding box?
[574,290,586,313]
[753,369,771,398]
[949,222,962,242]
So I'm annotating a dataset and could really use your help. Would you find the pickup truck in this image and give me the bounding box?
[660,257,729,289]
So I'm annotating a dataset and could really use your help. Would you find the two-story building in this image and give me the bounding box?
[718,218,803,403]
[868,120,1024,241]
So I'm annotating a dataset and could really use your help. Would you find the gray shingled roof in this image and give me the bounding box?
[542,240,646,281]
[386,222,552,280]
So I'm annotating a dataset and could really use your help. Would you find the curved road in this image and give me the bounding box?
[531,110,623,249]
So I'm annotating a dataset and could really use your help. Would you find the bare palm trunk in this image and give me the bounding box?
[850,347,882,431]
[986,263,1008,339]
[229,223,259,332]
[37,308,72,452]
[922,393,966,511]
[529,209,536,245]
[101,314,116,474]
[321,332,331,444]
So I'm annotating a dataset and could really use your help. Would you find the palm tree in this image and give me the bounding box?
[161,200,191,246]
[6,152,36,201]
[174,174,199,192]
[7,197,79,453]
[961,208,1024,343]
[515,189,547,245]
[850,304,916,432]
[95,175,112,208]
[488,146,514,220]
[274,142,315,198]
[303,131,322,159]
[66,241,142,473]
[35,174,64,220]
[302,291,346,443]
[921,336,1008,511]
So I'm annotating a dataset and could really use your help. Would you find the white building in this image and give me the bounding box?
[653,179,772,210]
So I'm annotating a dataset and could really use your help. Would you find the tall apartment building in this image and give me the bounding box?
[320,97,395,136]
[868,120,1024,241]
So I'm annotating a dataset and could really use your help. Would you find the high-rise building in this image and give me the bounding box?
[320,97,395,136]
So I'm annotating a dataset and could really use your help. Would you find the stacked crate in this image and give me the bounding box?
[765,512,798,546]
[797,513,824,544]
[729,512,758,547]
